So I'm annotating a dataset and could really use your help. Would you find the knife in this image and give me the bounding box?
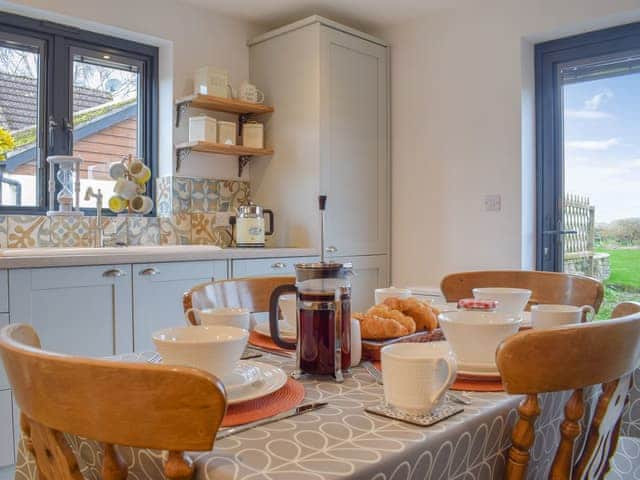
[216,402,328,439]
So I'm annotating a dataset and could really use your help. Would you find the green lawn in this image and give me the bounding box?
[595,247,640,319]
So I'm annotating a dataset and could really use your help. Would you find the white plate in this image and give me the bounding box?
[222,362,262,394]
[456,361,500,376]
[226,360,288,405]
[254,321,297,341]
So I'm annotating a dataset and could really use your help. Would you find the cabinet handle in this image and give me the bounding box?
[325,246,338,253]
[140,267,159,276]
[103,268,127,278]
[271,262,286,269]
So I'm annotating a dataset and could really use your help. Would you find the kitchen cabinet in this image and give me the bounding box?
[231,256,318,278]
[0,271,8,313]
[9,265,133,356]
[132,261,227,351]
[249,16,389,258]
[347,255,389,312]
[0,391,13,467]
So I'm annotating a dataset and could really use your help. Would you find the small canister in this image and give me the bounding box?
[189,115,217,143]
[218,120,237,145]
[242,121,264,149]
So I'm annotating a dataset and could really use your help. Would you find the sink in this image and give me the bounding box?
[0,245,222,257]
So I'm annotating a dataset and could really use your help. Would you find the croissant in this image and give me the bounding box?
[367,304,416,334]
[383,297,439,331]
[354,312,409,340]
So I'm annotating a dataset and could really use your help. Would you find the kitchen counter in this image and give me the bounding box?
[0,245,318,269]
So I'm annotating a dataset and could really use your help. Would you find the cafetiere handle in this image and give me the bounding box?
[264,209,274,236]
[268,284,297,350]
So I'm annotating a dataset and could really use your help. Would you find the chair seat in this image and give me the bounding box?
[607,436,640,479]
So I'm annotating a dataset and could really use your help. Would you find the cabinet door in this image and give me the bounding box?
[133,261,227,352]
[0,315,8,391]
[348,255,389,312]
[320,27,389,257]
[0,390,13,468]
[231,257,318,278]
[9,265,133,356]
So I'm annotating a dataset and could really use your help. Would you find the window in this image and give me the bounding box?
[0,12,158,214]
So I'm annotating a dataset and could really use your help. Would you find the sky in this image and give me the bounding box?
[563,73,640,224]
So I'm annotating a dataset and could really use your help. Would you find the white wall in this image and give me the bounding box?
[0,0,260,179]
[379,0,640,288]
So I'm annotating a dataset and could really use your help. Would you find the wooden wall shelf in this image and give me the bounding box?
[175,94,274,126]
[175,141,274,176]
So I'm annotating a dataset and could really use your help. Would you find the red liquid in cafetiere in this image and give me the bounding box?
[298,290,351,376]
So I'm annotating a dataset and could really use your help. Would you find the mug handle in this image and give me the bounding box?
[580,305,596,322]
[184,308,198,326]
[268,284,297,349]
[256,89,265,104]
[430,355,457,405]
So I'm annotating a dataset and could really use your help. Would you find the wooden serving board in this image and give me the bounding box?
[361,328,445,361]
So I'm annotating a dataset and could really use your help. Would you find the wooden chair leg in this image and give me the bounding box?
[164,450,195,480]
[506,394,540,480]
[550,388,585,479]
[20,413,35,456]
[102,443,128,480]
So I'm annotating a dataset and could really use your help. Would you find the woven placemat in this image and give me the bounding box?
[249,330,293,354]
[222,377,305,427]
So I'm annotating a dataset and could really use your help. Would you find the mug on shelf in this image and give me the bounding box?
[239,81,265,104]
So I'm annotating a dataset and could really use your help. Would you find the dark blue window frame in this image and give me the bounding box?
[535,21,640,271]
[0,10,158,215]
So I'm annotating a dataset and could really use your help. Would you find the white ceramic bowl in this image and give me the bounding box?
[472,287,532,314]
[374,287,411,305]
[438,310,521,368]
[152,325,248,379]
[191,307,251,330]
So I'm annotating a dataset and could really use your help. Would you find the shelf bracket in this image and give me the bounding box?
[175,101,192,128]
[176,147,192,172]
[238,155,251,177]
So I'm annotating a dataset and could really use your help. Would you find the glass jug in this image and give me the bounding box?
[269,262,352,382]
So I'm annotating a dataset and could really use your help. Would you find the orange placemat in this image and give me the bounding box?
[249,330,293,354]
[222,377,305,427]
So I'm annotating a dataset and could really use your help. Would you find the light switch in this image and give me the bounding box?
[484,194,502,212]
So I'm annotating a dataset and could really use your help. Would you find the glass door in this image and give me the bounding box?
[537,24,640,317]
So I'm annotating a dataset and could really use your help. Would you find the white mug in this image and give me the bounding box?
[381,342,457,415]
[279,294,297,326]
[130,195,153,215]
[531,304,595,330]
[129,160,151,185]
[239,81,265,104]
[113,178,138,200]
[374,287,411,305]
[185,307,250,330]
[350,318,362,367]
[108,162,127,180]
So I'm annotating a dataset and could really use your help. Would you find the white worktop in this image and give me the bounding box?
[0,245,318,269]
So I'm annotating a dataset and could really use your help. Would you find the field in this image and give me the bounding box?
[596,247,640,319]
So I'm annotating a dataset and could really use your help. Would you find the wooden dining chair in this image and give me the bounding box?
[496,308,640,479]
[183,275,296,325]
[440,270,604,311]
[0,323,227,480]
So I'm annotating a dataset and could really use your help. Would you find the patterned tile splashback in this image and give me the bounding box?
[0,176,247,249]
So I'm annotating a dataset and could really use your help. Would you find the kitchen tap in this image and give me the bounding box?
[84,187,104,248]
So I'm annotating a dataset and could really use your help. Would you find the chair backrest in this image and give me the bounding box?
[611,301,640,319]
[496,309,640,479]
[183,275,296,325]
[440,270,604,311]
[0,323,226,480]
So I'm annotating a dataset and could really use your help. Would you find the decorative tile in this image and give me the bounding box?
[191,178,219,213]
[127,217,160,246]
[50,216,93,247]
[155,176,172,217]
[191,212,232,247]
[7,215,51,248]
[171,177,192,214]
[160,214,191,245]
[217,180,250,212]
[0,216,7,248]
[102,217,128,245]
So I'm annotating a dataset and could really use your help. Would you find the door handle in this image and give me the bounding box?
[542,230,578,235]
[271,262,286,269]
[325,246,338,253]
[48,116,58,150]
[63,117,74,151]
[103,268,127,278]
[139,267,159,276]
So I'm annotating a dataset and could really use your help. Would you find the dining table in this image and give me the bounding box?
[13,350,637,480]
